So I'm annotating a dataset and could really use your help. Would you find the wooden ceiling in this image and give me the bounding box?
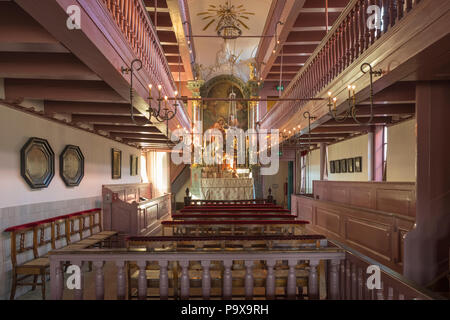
[0,1,175,149]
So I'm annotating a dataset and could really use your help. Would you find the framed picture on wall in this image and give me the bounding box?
[330,161,336,174]
[130,155,139,176]
[111,148,122,179]
[340,159,347,173]
[347,158,354,173]
[355,156,362,172]
[335,159,341,173]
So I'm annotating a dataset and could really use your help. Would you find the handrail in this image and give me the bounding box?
[260,0,422,128]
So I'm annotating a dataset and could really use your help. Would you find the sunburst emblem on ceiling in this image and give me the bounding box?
[198,1,255,39]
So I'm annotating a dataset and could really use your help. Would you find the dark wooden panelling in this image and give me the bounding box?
[292,194,415,273]
[313,181,416,217]
[316,208,341,237]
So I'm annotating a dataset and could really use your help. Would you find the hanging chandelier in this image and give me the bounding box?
[228,91,237,128]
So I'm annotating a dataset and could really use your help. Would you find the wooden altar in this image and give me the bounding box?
[200,177,253,200]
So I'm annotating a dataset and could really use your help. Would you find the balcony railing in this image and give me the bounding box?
[100,0,175,96]
[260,0,422,128]
[48,243,440,300]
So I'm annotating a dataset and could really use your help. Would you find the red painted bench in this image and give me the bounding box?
[180,208,291,213]
[4,208,116,300]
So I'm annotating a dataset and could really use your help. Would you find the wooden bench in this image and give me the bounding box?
[161,219,309,236]
[125,235,327,299]
[180,207,291,213]
[4,208,117,300]
[171,213,297,220]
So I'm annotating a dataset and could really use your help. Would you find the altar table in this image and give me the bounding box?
[200,178,254,200]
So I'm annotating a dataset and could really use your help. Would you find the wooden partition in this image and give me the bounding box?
[102,183,171,236]
[292,193,415,273]
[313,181,416,218]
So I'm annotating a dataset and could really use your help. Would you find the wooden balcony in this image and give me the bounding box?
[260,0,450,133]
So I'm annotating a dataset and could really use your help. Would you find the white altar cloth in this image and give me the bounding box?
[200,178,254,200]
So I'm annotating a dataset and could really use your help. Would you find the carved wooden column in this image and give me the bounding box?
[71,260,84,300]
[159,260,169,300]
[201,260,211,300]
[180,260,190,299]
[308,259,319,300]
[266,259,276,299]
[244,260,254,300]
[404,81,450,285]
[329,259,340,300]
[137,260,147,300]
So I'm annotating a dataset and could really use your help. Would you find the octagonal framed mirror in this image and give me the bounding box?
[60,145,84,187]
[20,137,55,189]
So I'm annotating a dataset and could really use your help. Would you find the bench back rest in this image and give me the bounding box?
[52,218,69,250]
[9,226,35,268]
[35,221,53,257]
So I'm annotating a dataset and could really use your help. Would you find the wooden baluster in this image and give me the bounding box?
[368,0,376,46]
[287,259,297,300]
[308,259,319,300]
[390,0,397,28]
[406,0,412,12]
[137,260,147,300]
[93,261,105,300]
[375,0,382,39]
[244,260,254,300]
[364,271,372,300]
[329,260,340,300]
[159,260,169,300]
[180,260,190,299]
[201,261,211,300]
[116,261,126,300]
[345,15,351,67]
[357,267,364,300]
[376,280,384,300]
[266,259,276,299]
[351,263,358,299]
[51,260,64,300]
[345,260,351,299]
[340,260,345,299]
[351,6,358,62]
[398,293,405,300]
[71,260,84,300]
[223,260,233,299]
[397,0,405,21]
[387,286,394,300]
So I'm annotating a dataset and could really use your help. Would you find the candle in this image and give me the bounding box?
[148,84,152,99]
[333,97,337,110]
[328,91,332,105]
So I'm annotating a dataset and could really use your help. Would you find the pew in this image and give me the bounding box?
[4,208,116,299]
[125,235,328,299]
[161,220,309,236]
[180,208,291,213]
[171,213,297,220]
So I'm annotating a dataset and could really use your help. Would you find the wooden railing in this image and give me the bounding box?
[100,0,176,97]
[49,248,345,300]
[334,240,442,300]
[260,0,422,128]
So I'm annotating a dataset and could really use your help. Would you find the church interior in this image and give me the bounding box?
[0,0,449,302]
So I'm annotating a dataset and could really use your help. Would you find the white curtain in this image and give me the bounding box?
[145,151,170,197]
